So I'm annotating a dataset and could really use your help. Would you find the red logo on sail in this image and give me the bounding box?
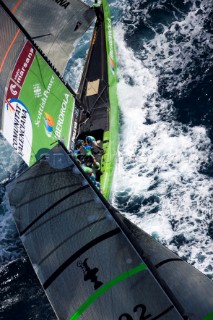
[6,41,35,101]
[5,99,16,112]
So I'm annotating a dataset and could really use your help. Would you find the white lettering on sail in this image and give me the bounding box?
[70,108,79,150]
[34,75,54,127]
[14,48,34,85]
[55,93,69,139]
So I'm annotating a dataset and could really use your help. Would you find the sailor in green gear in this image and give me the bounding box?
[85,135,104,152]
[81,164,96,185]
[82,163,93,175]
[83,145,93,156]
[92,161,100,170]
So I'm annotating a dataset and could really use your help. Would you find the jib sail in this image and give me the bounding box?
[7,144,213,320]
[0,3,76,166]
[1,0,95,74]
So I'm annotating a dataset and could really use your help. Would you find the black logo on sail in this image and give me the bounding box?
[77,258,103,290]
[52,0,70,9]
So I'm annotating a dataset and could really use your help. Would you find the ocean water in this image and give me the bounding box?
[0,0,212,319]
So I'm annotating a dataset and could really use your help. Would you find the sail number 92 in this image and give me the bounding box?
[118,304,151,320]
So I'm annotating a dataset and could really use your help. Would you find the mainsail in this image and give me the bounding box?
[6,144,213,320]
[0,1,93,166]
[1,0,95,74]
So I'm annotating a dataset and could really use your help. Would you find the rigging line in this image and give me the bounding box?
[31,53,74,129]
[31,53,74,117]
[88,82,108,111]
[43,228,121,289]
[69,263,148,320]
[32,33,51,40]
[19,184,89,236]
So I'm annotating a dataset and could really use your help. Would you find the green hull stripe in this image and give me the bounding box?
[203,311,213,320]
[69,263,147,320]
[101,0,119,199]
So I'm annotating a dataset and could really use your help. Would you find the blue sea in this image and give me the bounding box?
[0,0,212,319]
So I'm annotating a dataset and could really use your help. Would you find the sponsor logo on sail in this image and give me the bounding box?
[70,108,79,150]
[107,17,115,74]
[10,83,18,96]
[6,41,35,102]
[109,57,115,74]
[12,42,35,87]
[51,0,70,9]
[6,99,16,113]
[5,98,31,158]
[34,75,54,127]
[33,83,42,98]
[77,258,103,290]
[44,113,54,137]
[55,93,70,140]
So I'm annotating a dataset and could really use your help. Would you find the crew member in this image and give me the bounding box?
[85,135,104,152]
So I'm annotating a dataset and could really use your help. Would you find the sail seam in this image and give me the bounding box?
[43,228,121,289]
[20,184,89,236]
